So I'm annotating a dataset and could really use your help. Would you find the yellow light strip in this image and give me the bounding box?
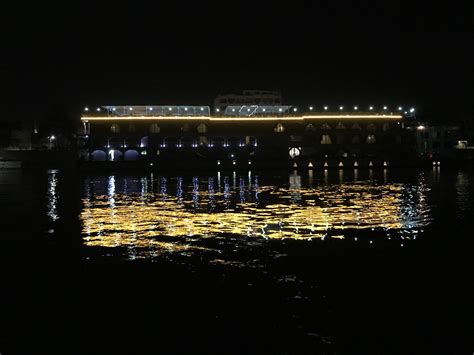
[81,114,402,121]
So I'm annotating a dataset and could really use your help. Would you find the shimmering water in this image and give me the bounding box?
[78,170,434,261]
[1,167,472,352]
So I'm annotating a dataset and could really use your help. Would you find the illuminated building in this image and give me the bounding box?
[79,97,418,169]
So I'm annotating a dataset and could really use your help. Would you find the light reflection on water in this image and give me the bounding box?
[76,170,438,260]
[47,170,59,222]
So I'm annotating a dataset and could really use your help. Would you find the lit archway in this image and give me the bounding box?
[124,150,140,161]
[91,150,106,161]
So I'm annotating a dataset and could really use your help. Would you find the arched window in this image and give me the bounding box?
[367,123,377,131]
[197,123,207,133]
[336,122,346,129]
[289,147,300,158]
[274,123,285,133]
[110,124,120,133]
[305,124,316,132]
[321,135,332,144]
[366,134,376,144]
[150,124,160,134]
[321,123,331,130]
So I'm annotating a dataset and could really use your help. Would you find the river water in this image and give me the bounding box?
[0,167,472,353]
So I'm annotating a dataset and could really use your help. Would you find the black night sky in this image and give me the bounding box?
[1,3,473,123]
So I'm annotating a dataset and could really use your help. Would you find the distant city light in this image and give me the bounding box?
[112,107,116,111]
[262,108,266,112]
[279,108,283,112]
[339,106,343,110]
[383,106,387,110]
[410,108,415,113]
[216,108,220,112]
[96,108,100,112]
[398,106,402,111]
[148,107,153,111]
[200,107,204,111]
[354,106,358,110]
[84,107,89,111]
[369,106,373,110]
[309,106,313,110]
[417,125,425,130]
[324,106,328,110]
[184,107,188,111]
[168,107,172,111]
[232,108,236,112]
[129,107,133,111]
[293,108,297,112]
[247,108,251,112]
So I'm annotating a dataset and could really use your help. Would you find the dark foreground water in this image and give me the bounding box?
[0,167,472,353]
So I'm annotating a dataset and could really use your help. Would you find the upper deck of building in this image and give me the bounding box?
[81,105,413,122]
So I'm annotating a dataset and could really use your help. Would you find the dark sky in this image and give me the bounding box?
[1,2,473,123]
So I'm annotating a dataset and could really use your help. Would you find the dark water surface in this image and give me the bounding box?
[0,168,472,353]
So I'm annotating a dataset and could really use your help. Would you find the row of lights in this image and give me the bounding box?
[85,106,415,113]
[292,161,390,168]
[85,107,207,112]
[111,143,258,149]
[217,160,252,166]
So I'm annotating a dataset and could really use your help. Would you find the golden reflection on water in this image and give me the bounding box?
[79,171,431,257]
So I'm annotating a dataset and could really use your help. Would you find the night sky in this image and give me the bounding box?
[1,3,473,124]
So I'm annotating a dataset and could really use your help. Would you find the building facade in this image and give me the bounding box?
[79,103,417,169]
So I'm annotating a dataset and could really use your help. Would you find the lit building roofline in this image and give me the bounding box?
[81,114,403,122]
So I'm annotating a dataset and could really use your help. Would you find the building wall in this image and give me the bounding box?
[81,118,415,166]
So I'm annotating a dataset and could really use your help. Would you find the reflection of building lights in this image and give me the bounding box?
[417,125,425,130]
